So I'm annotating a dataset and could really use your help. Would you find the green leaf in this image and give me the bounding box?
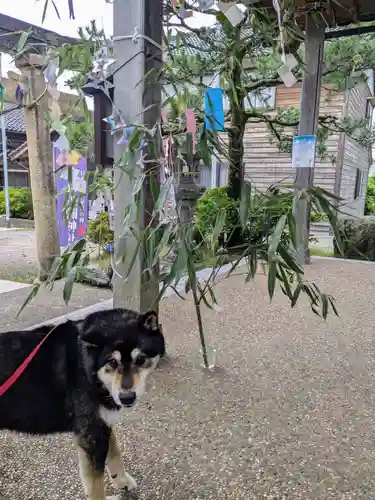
[17,30,31,54]
[17,283,41,316]
[291,281,303,308]
[278,245,303,274]
[268,214,287,260]
[150,174,159,204]
[267,260,277,300]
[287,212,297,249]
[132,174,146,196]
[124,240,141,281]
[240,182,251,227]
[152,223,172,267]
[63,268,76,305]
[154,176,173,214]
[211,209,226,250]
[41,0,49,23]
[278,263,292,299]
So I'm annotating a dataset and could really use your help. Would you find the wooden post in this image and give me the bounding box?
[294,13,325,265]
[15,54,60,279]
[112,0,162,312]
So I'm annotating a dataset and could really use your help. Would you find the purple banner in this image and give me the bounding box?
[54,147,89,247]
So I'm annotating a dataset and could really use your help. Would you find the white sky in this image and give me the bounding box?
[1,1,214,93]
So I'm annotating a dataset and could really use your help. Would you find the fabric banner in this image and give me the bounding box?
[54,146,89,247]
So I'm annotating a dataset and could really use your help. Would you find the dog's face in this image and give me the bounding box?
[79,310,165,408]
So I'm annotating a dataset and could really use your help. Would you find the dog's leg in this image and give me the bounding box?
[76,426,117,500]
[77,445,108,500]
[106,431,138,491]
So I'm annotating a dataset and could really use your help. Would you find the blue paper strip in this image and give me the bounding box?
[204,87,224,132]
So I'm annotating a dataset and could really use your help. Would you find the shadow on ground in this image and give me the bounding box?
[1,258,375,499]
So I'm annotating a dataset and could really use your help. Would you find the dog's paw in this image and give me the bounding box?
[111,471,138,491]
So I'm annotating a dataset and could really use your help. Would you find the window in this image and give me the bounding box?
[354,169,367,199]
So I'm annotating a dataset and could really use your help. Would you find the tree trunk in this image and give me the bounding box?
[226,33,245,201]
[227,108,245,200]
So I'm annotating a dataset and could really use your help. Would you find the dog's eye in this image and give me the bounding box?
[107,358,118,370]
[135,354,148,367]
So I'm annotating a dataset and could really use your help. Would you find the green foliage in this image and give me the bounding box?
[195,187,238,245]
[365,173,375,215]
[65,118,94,155]
[86,211,114,246]
[0,188,33,220]
[334,216,375,261]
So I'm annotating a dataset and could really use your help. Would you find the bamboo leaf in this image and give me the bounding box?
[17,30,31,53]
[63,268,76,305]
[154,176,173,214]
[267,260,277,300]
[211,209,226,250]
[287,212,297,249]
[240,182,251,227]
[17,283,41,316]
[132,174,146,196]
[152,223,172,267]
[291,281,303,308]
[278,245,303,274]
[268,214,287,260]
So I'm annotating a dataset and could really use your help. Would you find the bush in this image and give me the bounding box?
[365,173,375,215]
[194,186,291,250]
[0,187,33,219]
[333,216,375,260]
[195,187,239,246]
[87,211,114,246]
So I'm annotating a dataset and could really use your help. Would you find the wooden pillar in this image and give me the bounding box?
[15,54,60,279]
[294,13,325,265]
[112,0,162,312]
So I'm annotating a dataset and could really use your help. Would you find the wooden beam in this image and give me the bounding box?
[0,13,78,54]
[294,12,325,265]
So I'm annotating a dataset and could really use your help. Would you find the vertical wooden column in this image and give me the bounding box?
[294,13,325,265]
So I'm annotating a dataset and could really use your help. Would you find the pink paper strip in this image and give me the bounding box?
[185,108,197,153]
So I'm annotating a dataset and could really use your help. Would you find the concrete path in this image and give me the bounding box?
[1,258,375,499]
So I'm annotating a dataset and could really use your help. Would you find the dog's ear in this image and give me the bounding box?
[140,311,159,331]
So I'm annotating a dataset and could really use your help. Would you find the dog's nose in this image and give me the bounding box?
[119,391,136,407]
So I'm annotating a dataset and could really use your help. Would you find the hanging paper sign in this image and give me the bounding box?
[185,108,197,153]
[277,64,297,88]
[204,88,224,132]
[292,135,316,169]
[0,83,4,112]
[218,2,245,26]
[15,85,24,105]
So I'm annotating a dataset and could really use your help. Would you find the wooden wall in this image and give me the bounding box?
[338,83,371,217]
[243,84,345,194]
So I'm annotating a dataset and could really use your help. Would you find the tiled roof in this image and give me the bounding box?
[3,103,26,134]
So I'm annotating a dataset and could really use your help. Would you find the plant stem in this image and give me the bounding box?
[191,283,209,368]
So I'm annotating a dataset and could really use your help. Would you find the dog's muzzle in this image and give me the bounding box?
[119,391,136,407]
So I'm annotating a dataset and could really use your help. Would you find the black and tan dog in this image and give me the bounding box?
[0,308,165,500]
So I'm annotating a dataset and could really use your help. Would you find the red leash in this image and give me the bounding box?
[0,326,56,397]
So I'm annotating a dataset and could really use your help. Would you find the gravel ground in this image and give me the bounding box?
[1,257,375,499]
[0,230,37,283]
